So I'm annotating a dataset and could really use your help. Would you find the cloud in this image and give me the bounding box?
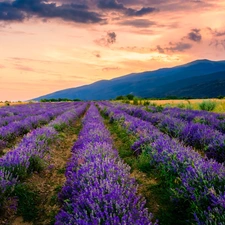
[0,29,35,35]
[97,0,156,17]
[186,29,202,42]
[0,64,5,69]
[8,57,70,64]
[125,7,156,16]
[102,66,120,71]
[107,32,117,44]
[119,41,192,55]
[0,0,104,24]
[95,31,117,47]
[98,0,125,10]
[14,64,35,72]
[156,42,192,53]
[207,27,225,37]
[209,39,225,50]
[119,19,156,28]
[206,27,225,50]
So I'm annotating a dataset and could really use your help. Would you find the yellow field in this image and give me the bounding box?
[127,99,225,113]
[0,102,28,107]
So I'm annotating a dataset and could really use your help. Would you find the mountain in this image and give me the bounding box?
[34,59,225,100]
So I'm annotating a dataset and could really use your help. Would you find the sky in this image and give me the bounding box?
[0,0,225,101]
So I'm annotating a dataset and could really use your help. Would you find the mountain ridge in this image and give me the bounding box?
[33,59,225,100]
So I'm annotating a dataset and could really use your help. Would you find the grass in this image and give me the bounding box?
[0,102,28,107]
[6,111,86,225]
[102,111,190,224]
[125,99,225,112]
[198,100,217,111]
[13,184,39,222]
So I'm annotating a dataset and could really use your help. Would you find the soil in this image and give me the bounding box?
[2,114,84,225]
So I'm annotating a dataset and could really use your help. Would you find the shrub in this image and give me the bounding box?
[126,94,134,100]
[186,104,193,110]
[143,101,150,106]
[198,100,217,111]
[177,103,185,108]
[122,100,130,104]
[133,97,139,105]
[13,184,39,221]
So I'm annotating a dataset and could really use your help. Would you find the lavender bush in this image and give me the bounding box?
[99,102,225,224]
[162,107,225,133]
[0,102,77,151]
[0,102,87,207]
[113,102,225,163]
[55,104,157,225]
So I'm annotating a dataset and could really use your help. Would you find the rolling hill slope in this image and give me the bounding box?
[34,59,225,100]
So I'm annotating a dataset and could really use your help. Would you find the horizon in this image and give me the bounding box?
[0,0,225,101]
[33,58,225,101]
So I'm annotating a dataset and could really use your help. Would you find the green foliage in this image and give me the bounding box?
[177,103,185,108]
[143,101,150,106]
[115,94,136,101]
[40,98,81,102]
[165,95,179,100]
[137,150,152,173]
[28,156,45,174]
[122,100,130,104]
[126,94,135,100]
[4,101,10,106]
[198,100,217,111]
[13,184,39,221]
[186,103,193,110]
[57,167,66,174]
[53,123,67,132]
[217,95,224,99]
[133,97,139,105]
[115,95,127,100]
[4,165,28,181]
[165,103,172,108]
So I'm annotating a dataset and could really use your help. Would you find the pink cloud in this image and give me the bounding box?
[14,64,35,72]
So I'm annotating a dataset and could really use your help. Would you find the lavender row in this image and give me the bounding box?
[55,104,156,225]
[0,102,55,119]
[114,103,225,163]
[0,103,76,151]
[98,102,225,224]
[0,103,87,207]
[0,102,72,128]
[162,107,225,134]
[0,103,41,117]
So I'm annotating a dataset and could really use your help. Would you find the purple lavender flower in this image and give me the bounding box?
[56,104,157,225]
[98,101,225,224]
[0,102,87,208]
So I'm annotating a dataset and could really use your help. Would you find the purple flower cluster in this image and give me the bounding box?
[48,103,87,131]
[0,127,57,178]
[0,102,86,207]
[0,168,18,205]
[0,103,64,127]
[114,103,225,163]
[99,102,225,224]
[55,104,157,225]
[0,103,77,151]
[162,107,225,133]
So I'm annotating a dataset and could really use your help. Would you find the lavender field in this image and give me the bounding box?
[0,101,225,225]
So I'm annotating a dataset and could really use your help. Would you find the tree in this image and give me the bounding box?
[126,94,134,100]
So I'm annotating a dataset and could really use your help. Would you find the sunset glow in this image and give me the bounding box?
[0,0,225,101]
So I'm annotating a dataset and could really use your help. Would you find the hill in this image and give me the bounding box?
[34,59,225,100]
